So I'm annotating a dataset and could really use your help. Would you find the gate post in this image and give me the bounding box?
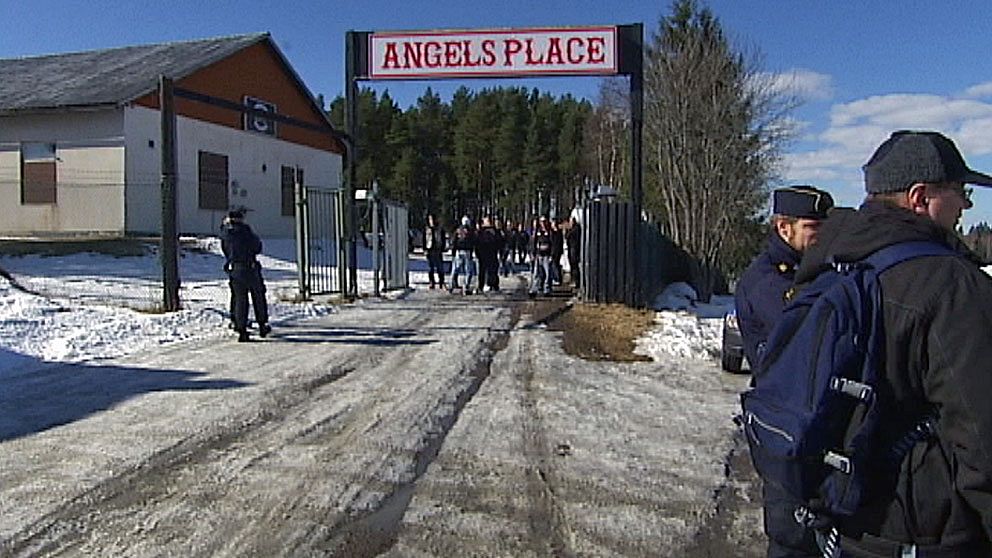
[372,180,381,297]
[159,75,181,312]
[294,178,310,300]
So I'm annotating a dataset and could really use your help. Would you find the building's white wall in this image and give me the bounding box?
[0,110,125,235]
[124,105,342,238]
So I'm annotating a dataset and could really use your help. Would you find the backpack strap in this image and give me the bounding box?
[860,241,958,275]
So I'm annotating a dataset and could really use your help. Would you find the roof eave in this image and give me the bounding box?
[0,103,121,117]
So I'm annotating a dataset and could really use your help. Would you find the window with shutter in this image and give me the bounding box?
[281,166,295,217]
[21,142,56,205]
[198,151,228,211]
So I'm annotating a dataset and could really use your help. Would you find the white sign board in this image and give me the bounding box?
[368,27,618,79]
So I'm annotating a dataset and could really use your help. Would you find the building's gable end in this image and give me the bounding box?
[133,40,342,155]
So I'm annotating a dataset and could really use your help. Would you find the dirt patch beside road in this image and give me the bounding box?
[547,302,655,362]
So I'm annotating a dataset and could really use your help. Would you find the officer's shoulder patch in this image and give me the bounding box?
[784,286,796,302]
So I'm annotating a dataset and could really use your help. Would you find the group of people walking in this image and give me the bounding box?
[424,213,581,296]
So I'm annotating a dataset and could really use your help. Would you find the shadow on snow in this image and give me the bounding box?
[0,349,249,443]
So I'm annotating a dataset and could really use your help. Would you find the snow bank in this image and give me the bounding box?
[635,282,735,363]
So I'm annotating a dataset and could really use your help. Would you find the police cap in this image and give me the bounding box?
[772,186,833,219]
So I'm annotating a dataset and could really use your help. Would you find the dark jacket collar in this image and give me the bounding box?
[795,202,980,284]
[766,230,802,271]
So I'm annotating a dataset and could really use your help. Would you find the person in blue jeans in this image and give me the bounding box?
[528,216,554,296]
[449,216,476,294]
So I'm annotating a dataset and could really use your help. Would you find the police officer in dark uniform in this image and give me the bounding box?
[735,185,833,558]
[221,209,271,342]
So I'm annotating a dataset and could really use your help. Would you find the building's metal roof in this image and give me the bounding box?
[0,33,270,113]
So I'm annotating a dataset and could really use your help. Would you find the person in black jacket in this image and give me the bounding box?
[549,219,565,286]
[424,214,447,290]
[793,131,992,557]
[474,216,501,293]
[529,216,554,296]
[736,186,833,371]
[565,217,582,289]
[495,218,511,277]
[514,223,530,266]
[736,186,833,558]
[449,216,476,294]
[221,209,270,342]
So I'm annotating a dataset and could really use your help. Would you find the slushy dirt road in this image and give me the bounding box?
[0,283,761,557]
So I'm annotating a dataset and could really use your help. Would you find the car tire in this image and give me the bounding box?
[721,351,743,373]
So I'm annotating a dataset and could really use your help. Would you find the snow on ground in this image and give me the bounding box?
[635,282,734,362]
[1,232,737,381]
[0,238,433,376]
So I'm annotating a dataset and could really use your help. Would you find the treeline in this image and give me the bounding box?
[327,85,629,231]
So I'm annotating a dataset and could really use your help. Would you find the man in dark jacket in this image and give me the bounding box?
[736,186,834,369]
[550,219,565,285]
[794,131,992,557]
[449,216,476,294]
[565,217,582,289]
[735,185,833,558]
[424,214,447,290]
[514,223,530,265]
[529,216,554,296]
[474,216,501,292]
[221,209,270,342]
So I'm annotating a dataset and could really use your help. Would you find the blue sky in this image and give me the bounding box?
[3,0,992,228]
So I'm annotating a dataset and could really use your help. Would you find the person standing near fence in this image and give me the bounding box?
[221,209,271,343]
[550,219,565,286]
[566,216,582,289]
[424,214,447,290]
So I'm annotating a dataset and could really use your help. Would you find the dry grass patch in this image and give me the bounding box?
[548,302,655,362]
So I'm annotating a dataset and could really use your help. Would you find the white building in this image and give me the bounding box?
[0,33,344,238]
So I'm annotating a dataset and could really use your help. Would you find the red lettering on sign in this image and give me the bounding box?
[524,38,543,65]
[566,37,584,64]
[444,41,461,66]
[461,40,479,67]
[424,41,443,68]
[545,37,564,65]
[503,39,523,66]
[587,37,606,64]
[481,39,497,66]
[383,42,401,69]
[402,42,422,69]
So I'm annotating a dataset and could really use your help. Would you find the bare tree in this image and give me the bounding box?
[583,77,629,194]
[644,0,799,299]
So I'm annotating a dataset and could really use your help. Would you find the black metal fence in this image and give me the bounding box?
[579,200,695,307]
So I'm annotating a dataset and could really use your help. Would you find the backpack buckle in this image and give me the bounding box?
[829,377,875,403]
[824,451,852,474]
[793,505,817,527]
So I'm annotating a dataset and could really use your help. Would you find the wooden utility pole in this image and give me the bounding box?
[159,76,181,311]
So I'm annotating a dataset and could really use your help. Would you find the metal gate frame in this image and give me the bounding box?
[380,199,409,291]
[295,185,344,298]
